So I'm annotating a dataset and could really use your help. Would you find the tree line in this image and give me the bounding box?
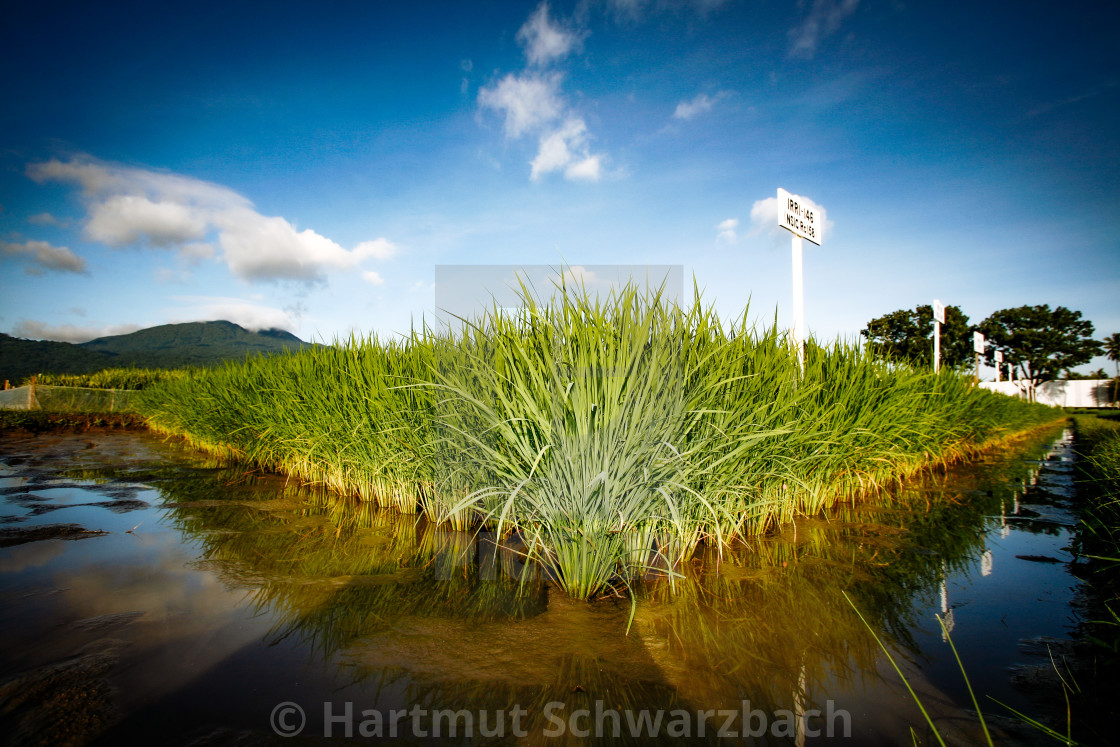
[860,303,1119,389]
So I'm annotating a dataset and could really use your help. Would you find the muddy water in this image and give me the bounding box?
[0,425,1088,745]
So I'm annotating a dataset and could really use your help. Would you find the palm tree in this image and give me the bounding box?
[1105,332,1120,406]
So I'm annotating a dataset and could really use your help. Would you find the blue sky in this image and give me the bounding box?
[1,0,1117,375]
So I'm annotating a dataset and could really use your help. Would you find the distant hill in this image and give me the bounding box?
[0,321,313,385]
[0,335,118,386]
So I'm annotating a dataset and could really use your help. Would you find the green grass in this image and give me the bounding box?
[25,366,190,390]
[1072,414,1120,654]
[137,278,1062,599]
[1074,414,1120,491]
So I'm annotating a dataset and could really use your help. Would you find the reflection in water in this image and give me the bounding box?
[150,432,1057,735]
[938,562,956,641]
[0,424,1083,744]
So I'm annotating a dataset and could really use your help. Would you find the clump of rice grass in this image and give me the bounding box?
[26,366,190,390]
[137,272,1062,599]
[1070,413,1120,704]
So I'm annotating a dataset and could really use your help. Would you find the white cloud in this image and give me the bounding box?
[674,93,715,120]
[167,295,300,332]
[29,157,245,206]
[789,0,860,59]
[478,72,565,138]
[12,320,140,343]
[87,195,208,246]
[673,90,732,121]
[552,265,600,288]
[749,196,784,234]
[26,156,396,285]
[715,217,739,245]
[210,205,382,283]
[517,3,585,67]
[11,297,302,343]
[477,5,607,183]
[362,270,385,285]
[531,118,582,179]
[565,155,602,182]
[27,212,63,227]
[529,119,604,182]
[0,239,87,275]
[460,59,474,96]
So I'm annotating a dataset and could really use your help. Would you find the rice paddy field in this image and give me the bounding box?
[136,285,1062,600]
[27,367,189,390]
[0,407,1101,744]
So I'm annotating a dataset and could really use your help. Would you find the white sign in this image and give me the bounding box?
[995,350,1003,364]
[932,299,945,325]
[973,331,985,354]
[777,188,823,246]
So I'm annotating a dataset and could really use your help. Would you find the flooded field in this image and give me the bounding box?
[0,425,1094,744]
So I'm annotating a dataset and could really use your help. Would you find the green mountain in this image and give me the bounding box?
[0,335,117,387]
[0,321,313,385]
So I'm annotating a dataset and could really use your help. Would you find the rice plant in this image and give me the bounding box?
[27,366,189,390]
[137,273,1062,599]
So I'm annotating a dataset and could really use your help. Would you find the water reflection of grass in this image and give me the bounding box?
[630,486,1007,716]
[3,424,1061,742]
[138,279,1063,599]
[1069,414,1120,743]
[132,438,1059,741]
[156,479,549,658]
[10,418,1074,741]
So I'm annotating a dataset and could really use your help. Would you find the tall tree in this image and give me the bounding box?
[861,304,973,369]
[978,305,1102,387]
[1104,332,1120,404]
[1105,333,1120,379]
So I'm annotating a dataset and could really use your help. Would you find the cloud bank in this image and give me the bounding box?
[12,295,298,342]
[1,239,87,275]
[167,295,300,332]
[27,157,397,285]
[12,320,141,343]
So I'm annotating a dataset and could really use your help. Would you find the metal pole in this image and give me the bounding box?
[933,320,941,373]
[792,235,804,372]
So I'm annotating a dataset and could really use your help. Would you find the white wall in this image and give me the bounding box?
[980,379,1115,408]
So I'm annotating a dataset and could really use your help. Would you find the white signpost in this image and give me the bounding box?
[932,299,945,373]
[776,188,823,371]
[994,349,1003,382]
[973,331,985,380]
